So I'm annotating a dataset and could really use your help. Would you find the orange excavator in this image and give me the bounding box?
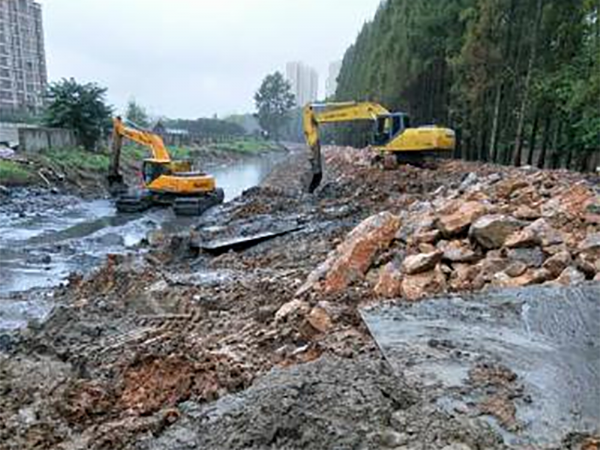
[107,117,224,216]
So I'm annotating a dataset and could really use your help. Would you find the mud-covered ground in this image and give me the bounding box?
[0,147,599,450]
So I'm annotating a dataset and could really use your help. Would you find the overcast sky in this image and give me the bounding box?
[39,0,381,119]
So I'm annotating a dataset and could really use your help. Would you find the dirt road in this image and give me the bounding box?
[0,146,598,450]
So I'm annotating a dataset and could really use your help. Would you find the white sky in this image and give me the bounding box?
[38,0,381,119]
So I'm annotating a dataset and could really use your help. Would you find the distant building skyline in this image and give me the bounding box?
[0,0,47,113]
[285,61,319,107]
[326,60,342,98]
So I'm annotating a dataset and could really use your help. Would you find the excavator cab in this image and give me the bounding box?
[374,113,411,145]
[141,160,171,185]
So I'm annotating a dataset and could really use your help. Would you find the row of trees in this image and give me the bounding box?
[335,0,600,170]
[3,78,252,151]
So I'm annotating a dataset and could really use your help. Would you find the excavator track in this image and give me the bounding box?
[173,188,225,216]
[115,192,153,213]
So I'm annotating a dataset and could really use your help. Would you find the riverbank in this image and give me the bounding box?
[0,138,286,197]
[0,147,599,450]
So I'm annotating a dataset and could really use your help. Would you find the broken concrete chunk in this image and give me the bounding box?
[402,251,443,275]
[469,215,524,249]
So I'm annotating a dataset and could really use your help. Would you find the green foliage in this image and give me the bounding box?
[0,160,33,185]
[254,72,295,140]
[39,147,110,172]
[125,98,150,128]
[44,78,113,151]
[210,137,280,154]
[336,0,600,170]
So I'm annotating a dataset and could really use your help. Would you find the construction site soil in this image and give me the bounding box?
[1,147,599,450]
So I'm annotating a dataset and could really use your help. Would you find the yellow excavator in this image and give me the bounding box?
[303,102,456,192]
[107,117,224,216]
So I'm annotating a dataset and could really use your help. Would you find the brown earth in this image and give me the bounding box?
[0,146,598,450]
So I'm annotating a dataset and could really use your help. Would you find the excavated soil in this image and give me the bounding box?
[0,146,599,450]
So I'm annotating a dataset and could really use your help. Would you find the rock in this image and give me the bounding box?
[505,218,563,248]
[472,256,511,287]
[417,243,437,254]
[574,254,597,278]
[298,212,401,295]
[505,261,528,278]
[542,251,572,278]
[554,266,587,285]
[441,240,479,263]
[402,251,443,275]
[410,229,440,245]
[469,215,525,249]
[441,444,473,450]
[275,299,309,321]
[578,233,600,259]
[307,306,333,333]
[459,172,479,191]
[401,265,447,301]
[513,205,541,220]
[374,262,403,298]
[507,247,545,268]
[379,429,409,447]
[449,263,481,291]
[435,201,488,237]
[493,268,551,288]
[495,177,530,198]
[542,183,595,218]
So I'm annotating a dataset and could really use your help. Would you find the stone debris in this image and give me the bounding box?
[1,146,598,450]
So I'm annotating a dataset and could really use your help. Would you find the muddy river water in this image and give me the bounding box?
[0,154,285,329]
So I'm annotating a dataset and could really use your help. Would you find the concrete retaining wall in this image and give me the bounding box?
[18,127,77,153]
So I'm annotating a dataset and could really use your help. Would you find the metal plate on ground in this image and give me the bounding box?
[361,284,600,448]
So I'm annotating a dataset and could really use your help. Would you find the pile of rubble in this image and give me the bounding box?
[298,157,600,302]
[0,146,598,450]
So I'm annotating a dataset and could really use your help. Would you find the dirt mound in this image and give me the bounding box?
[139,355,506,450]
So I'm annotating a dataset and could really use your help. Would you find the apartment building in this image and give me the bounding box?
[0,0,47,113]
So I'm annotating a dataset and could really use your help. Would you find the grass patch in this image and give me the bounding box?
[210,138,281,154]
[38,147,110,173]
[0,160,34,185]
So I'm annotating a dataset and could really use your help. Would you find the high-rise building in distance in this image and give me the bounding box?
[325,60,342,98]
[285,61,319,107]
[0,0,47,113]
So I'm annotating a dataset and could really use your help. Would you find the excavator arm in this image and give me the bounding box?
[303,102,390,193]
[107,117,172,191]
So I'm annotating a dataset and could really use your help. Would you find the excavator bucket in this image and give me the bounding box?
[306,141,323,193]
